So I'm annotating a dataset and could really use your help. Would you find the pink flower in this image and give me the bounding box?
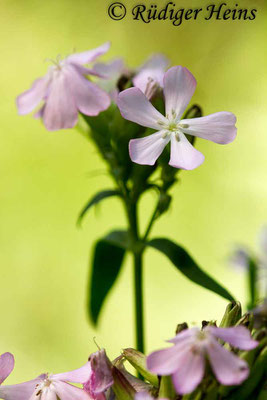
[133,54,169,99]
[83,349,113,399]
[92,58,126,102]
[0,349,112,400]
[147,325,258,395]
[16,42,111,131]
[118,66,237,170]
[0,353,14,385]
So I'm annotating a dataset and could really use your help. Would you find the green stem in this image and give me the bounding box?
[133,251,145,354]
[143,204,158,242]
[125,200,145,354]
[247,258,258,310]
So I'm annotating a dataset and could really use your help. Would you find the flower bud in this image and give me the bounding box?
[175,322,188,335]
[236,312,254,331]
[122,348,158,387]
[158,376,176,400]
[111,365,136,400]
[219,302,242,327]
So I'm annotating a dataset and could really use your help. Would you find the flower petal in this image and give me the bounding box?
[53,381,91,400]
[16,77,49,115]
[92,58,125,79]
[41,388,57,400]
[118,87,167,130]
[169,132,205,170]
[167,327,199,344]
[0,353,14,384]
[208,326,259,350]
[67,65,110,116]
[180,112,237,144]
[135,392,154,400]
[52,361,91,383]
[43,71,78,131]
[141,54,169,71]
[133,54,169,95]
[147,342,191,375]
[129,131,170,166]
[66,42,111,65]
[206,338,249,386]
[171,350,205,395]
[163,66,196,120]
[88,349,113,394]
[0,377,43,400]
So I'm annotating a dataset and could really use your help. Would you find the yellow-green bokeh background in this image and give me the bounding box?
[0,0,266,383]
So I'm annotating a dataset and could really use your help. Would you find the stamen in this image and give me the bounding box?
[162,131,170,139]
[180,123,189,129]
[175,132,180,142]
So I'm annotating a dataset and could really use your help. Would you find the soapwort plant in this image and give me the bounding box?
[16,42,239,354]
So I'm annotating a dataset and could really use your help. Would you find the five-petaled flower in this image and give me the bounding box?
[16,42,111,131]
[147,325,258,395]
[0,349,113,400]
[118,66,237,170]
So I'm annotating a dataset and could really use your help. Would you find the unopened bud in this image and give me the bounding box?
[236,312,254,331]
[176,322,188,335]
[122,348,158,387]
[158,376,176,400]
[111,365,136,400]
[157,193,172,216]
[220,302,242,327]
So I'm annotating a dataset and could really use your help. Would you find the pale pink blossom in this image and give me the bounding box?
[147,325,258,395]
[118,66,237,170]
[0,353,14,385]
[92,58,126,102]
[133,54,169,99]
[0,350,113,400]
[16,42,111,131]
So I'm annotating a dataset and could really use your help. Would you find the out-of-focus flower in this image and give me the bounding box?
[253,299,267,328]
[0,353,14,385]
[133,54,169,99]
[16,42,111,131]
[228,246,250,271]
[118,66,237,170]
[92,58,126,102]
[147,325,258,395]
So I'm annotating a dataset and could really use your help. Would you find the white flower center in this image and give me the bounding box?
[158,109,190,142]
[35,376,53,395]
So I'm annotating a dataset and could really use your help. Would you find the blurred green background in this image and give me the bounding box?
[0,0,266,384]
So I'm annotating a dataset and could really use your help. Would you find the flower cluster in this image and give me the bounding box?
[0,303,266,400]
[17,42,237,171]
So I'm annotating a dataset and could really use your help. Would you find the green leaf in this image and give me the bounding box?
[77,189,121,226]
[89,233,126,324]
[104,230,130,249]
[148,238,235,302]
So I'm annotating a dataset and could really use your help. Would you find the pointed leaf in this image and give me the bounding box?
[104,230,130,249]
[89,235,126,324]
[148,238,235,302]
[78,189,121,225]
